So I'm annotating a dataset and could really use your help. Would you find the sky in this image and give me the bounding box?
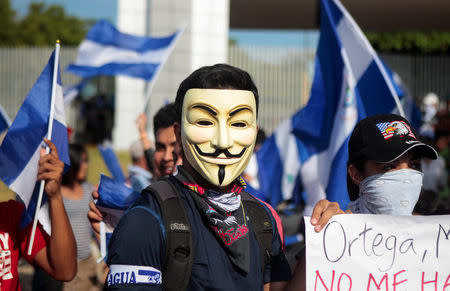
[11,0,319,48]
[11,0,117,23]
[229,29,319,48]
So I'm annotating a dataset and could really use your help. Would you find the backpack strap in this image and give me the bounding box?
[241,191,274,274]
[143,177,193,291]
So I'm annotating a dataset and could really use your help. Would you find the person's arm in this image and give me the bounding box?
[105,193,165,290]
[88,189,102,238]
[137,113,155,172]
[137,113,153,151]
[283,199,349,291]
[264,281,288,291]
[283,249,306,291]
[33,138,77,281]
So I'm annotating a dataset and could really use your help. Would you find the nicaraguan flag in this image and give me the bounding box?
[98,143,126,183]
[96,174,140,261]
[0,50,70,226]
[256,119,306,207]
[290,0,405,212]
[67,20,183,80]
[0,104,11,133]
[257,0,406,213]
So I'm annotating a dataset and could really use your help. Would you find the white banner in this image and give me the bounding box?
[305,214,450,291]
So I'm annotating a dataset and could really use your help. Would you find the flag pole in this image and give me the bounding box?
[0,104,12,128]
[28,40,61,255]
[143,24,187,114]
[96,221,107,263]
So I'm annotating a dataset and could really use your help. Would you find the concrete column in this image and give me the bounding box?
[113,0,229,149]
[113,0,148,150]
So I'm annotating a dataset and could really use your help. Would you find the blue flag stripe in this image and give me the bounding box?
[256,135,283,204]
[67,20,183,81]
[98,145,127,183]
[325,138,350,206]
[67,63,160,81]
[85,20,177,52]
[0,117,47,185]
[97,174,140,210]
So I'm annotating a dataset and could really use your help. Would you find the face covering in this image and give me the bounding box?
[181,88,257,187]
[174,168,250,274]
[349,169,423,215]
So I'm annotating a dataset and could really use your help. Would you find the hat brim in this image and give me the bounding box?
[356,142,438,164]
[383,142,438,163]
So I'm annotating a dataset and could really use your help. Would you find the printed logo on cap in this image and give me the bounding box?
[375,121,416,140]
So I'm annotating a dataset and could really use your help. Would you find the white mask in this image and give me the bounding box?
[181,88,257,187]
[348,169,423,215]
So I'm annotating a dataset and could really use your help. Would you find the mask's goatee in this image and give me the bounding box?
[218,165,225,185]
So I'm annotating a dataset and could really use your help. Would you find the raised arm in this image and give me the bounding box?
[284,199,350,291]
[33,138,77,281]
[137,113,153,151]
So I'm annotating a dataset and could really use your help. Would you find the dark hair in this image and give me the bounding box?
[153,103,178,137]
[346,113,437,201]
[346,159,365,201]
[62,144,87,187]
[255,128,266,147]
[435,112,450,140]
[174,64,259,123]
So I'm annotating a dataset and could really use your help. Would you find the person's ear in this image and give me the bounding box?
[348,164,364,185]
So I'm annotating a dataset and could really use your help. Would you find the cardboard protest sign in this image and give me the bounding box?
[305,215,450,291]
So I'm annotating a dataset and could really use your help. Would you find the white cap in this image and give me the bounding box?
[129,139,144,160]
[423,92,439,106]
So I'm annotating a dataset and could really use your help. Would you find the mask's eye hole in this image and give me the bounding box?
[231,122,247,128]
[197,120,213,126]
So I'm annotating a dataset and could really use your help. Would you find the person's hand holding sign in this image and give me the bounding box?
[310,199,351,232]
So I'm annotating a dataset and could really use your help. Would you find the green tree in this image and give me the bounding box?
[0,0,17,45]
[17,3,88,46]
[0,0,89,46]
[367,32,450,54]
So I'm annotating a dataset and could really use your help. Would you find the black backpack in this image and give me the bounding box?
[144,177,274,291]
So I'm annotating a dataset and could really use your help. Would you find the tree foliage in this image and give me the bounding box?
[367,32,450,54]
[0,0,89,46]
[0,0,17,44]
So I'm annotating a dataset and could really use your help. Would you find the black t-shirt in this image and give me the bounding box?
[106,184,292,290]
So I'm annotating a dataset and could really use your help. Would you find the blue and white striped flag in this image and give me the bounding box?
[0,49,70,226]
[291,0,405,212]
[0,104,11,133]
[67,20,183,81]
[96,174,140,261]
[257,0,406,213]
[256,119,305,207]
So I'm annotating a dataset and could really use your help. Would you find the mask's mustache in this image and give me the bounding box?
[194,145,246,158]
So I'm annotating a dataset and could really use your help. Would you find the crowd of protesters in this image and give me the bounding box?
[1,64,449,290]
